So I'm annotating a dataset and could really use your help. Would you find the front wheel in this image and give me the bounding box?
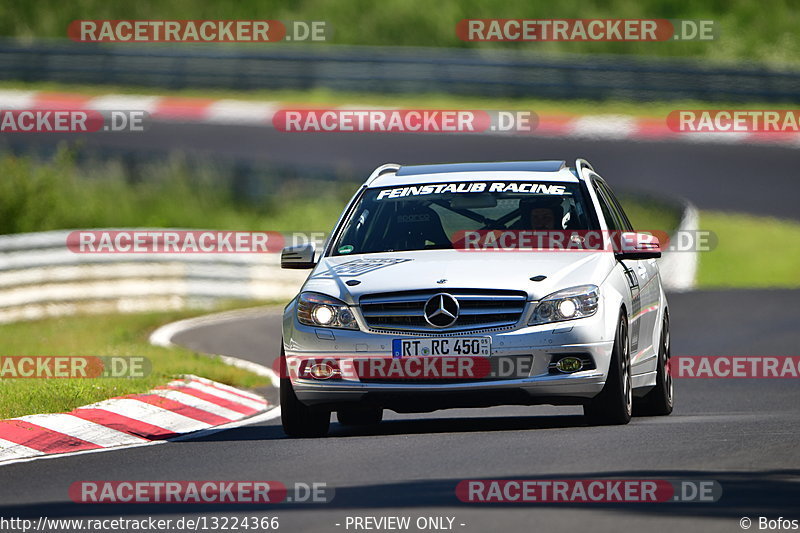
[584,311,632,425]
[636,311,673,416]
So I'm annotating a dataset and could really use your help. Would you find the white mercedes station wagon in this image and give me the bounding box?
[279,160,672,437]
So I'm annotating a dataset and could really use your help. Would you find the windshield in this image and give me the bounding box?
[331,180,596,255]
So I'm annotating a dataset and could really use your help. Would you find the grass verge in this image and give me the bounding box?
[697,211,800,289]
[0,149,354,234]
[619,194,683,234]
[0,302,275,419]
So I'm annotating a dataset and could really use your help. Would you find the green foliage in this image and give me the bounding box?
[0,0,798,65]
[0,149,353,234]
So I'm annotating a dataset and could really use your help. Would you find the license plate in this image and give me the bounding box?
[392,337,491,358]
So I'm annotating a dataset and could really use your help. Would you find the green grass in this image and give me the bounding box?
[0,303,275,419]
[1,80,794,120]
[619,194,683,234]
[0,149,353,234]
[697,211,800,288]
[1,0,800,66]
[620,204,800,289]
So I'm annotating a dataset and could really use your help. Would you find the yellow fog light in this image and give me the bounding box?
[555,357,583,373]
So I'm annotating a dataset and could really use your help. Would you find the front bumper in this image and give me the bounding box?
[284,305,615,411]
[293,371,607,412]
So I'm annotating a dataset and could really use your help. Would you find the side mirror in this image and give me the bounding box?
[281,243,317,269]
[615,232,662,260]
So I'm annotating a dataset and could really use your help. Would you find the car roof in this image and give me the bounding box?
[366,161,580,188]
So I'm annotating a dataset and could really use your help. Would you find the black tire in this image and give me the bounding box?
[636,311,673,416]
[584,311,632,425]
[279,348,330,438]
[337,407,383,426]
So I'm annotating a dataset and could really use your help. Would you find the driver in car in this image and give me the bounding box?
[517,198,565,231]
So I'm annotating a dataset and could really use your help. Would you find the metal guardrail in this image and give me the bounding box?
[0,39,799,102]
[0,229,307,323]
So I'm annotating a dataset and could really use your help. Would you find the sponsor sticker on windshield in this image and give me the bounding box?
[376,182,567,200]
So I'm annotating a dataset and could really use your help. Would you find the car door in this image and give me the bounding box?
[591,178,643,372]
[595,180,661,372]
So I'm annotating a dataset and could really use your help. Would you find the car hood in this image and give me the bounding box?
[300,250,616,304]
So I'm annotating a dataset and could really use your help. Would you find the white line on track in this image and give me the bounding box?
[149,305,281,384]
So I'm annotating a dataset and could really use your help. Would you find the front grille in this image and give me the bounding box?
[359,289,527,333]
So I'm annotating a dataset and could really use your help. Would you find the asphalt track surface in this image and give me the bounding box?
[1,124,798,532]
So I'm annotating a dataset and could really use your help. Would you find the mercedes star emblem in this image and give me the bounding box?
[423,293,460,328]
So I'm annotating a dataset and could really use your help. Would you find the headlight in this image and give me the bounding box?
[529,285,599,325]
[297,292,358,330]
